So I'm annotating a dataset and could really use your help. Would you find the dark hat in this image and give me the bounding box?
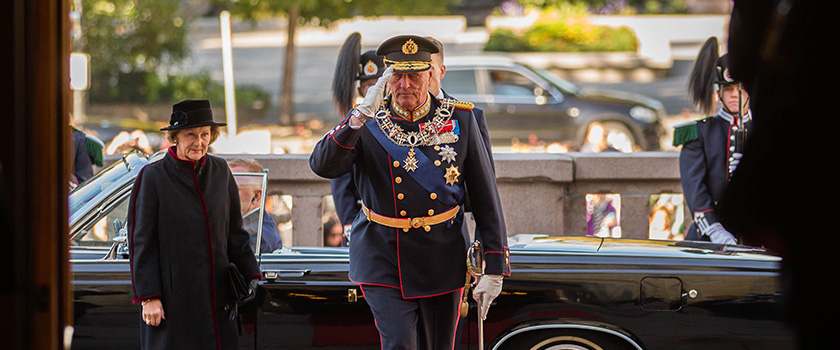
[359,50,385,81]
[160,99,226,131]
[376,35,439,72]
[714,54,738,85]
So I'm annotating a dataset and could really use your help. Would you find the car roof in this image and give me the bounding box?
[443,55,520,68]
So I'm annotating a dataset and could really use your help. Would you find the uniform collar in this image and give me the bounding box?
[391,93,431,122]
[718,109,752,124]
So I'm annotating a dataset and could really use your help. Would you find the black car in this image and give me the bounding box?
[69,151,794,349]
[441,56,666,152]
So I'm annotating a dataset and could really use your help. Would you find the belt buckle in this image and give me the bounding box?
[409,217,432,232]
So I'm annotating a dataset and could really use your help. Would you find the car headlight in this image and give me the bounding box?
[629,106,657,123]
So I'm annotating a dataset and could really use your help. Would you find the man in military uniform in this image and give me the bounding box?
[310,35,509,350]
[673,37,752,244]
[329,32,387,244]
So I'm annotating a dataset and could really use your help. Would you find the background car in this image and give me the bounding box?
[69,151,794,349]
[441,56,666,152]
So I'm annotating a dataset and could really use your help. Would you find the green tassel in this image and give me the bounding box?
[671,116,712,147]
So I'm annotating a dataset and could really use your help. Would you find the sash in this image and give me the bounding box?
[366,122,463,207]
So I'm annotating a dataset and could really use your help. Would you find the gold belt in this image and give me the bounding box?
[361,203,460,232]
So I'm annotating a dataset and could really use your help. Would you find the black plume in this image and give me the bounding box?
[332,32,361,116]
[688,37,720,115]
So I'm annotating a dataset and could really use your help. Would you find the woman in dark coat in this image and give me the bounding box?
[129,99,261,350]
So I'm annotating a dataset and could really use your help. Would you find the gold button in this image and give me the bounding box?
[397,193,404,200]
[434,160,441,166]
[430,193,437,200]
[393,161,400,167]
[434,146,440,151]
[395,177,402,184]
[428,209,435,216]
[400,210,407,217]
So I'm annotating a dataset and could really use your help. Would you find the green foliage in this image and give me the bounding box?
[82,0,190,103]
[223,0,450,26]
[485,4,637,52]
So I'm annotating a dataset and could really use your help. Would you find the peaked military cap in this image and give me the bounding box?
[376,35,439,72]
[161,99,226,131]
[359,50,385,81]
[714,54,738,85]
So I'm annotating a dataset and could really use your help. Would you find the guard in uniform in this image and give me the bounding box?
[329,32,388,244]
[673,37,752,244]
[310,35,509,350]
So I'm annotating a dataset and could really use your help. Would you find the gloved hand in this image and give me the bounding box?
[705,223,737,245]
[472,274,503,320]
[729,152,743,173]
[245,279,259,303]
[356,66,394,119]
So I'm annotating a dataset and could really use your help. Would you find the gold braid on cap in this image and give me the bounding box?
[384,59,431,72]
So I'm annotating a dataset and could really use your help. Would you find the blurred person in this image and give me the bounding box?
[330,32,386,241]
[228,158,283,253]
[720,2,833,348]
[310,35,509,350]
[322,214,345,247]
[672,37,752,244]
[586,194,618,237]
[129,99,260,349]
[70,126,104,186]
[106,129,154,155]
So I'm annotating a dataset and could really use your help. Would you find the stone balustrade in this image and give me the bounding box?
[217,152,683,247]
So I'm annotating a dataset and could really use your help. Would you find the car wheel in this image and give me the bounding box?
[501,329,635,350]
[581,121,638,153]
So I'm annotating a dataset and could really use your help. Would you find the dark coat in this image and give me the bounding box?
[674,110,752,240]
[129,148,260,350]
[330,172,361,227]
[310,94,510,298]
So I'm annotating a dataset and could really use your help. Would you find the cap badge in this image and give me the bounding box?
[364,60,378,76]
[402,39,418,55]
[723,68,734,83]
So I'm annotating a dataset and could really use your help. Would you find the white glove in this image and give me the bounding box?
[705,222,737,245]
[729,152,743,173]
[356,66,394,119]
[472,274,503,320]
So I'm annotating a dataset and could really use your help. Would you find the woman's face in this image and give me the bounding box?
[175,126,211,162]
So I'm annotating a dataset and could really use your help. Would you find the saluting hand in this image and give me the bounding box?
[356,66,394,120]
[142,298,165,327]
[472,274,503,320]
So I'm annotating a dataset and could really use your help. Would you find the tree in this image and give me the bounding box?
[81,0,192,103]
[223,0,448,125]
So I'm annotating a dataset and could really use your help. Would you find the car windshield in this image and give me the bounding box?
[530,66,581,95]
[69,157,132,216]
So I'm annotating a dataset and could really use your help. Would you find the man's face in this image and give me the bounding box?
[230,165,260,215]
[389,70,431,111]
[719,83,749,114]
[428,53,446,96]
[358,78,377,98]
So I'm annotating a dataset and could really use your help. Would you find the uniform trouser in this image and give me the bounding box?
[361,285,463,350]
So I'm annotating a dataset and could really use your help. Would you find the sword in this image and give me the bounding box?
[466,241,484,350]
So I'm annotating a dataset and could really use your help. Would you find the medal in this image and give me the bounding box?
[438,145,457,163]
[403,148,419,172]
[444,165,460,185]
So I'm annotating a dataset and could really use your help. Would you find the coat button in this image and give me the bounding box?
[430,193,437,200]
[395,177,402,184]
[393,161,400,167]
[434,160,441,166]
[398,193,404,200]
[428,209,435,215]
[400,210,407,217]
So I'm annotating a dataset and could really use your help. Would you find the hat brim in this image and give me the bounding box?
[160,121,227,131]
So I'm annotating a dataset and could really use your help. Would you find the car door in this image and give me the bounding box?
[479,66,575,145]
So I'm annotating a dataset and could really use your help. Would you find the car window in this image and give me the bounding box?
[73,193,130,248]
[233,171,279,254]
[488,69,539,97]
[441,69,479,96]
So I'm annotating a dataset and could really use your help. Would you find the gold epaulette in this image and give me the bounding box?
[450,99,474,111]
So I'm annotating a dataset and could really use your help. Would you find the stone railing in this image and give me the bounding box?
[218,152,683,247]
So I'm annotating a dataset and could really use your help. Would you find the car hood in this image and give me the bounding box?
[577,87,665,111]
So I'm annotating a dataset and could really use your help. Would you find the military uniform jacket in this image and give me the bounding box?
[673,110,752,239]
[310,94,510,298]
[129,148,261,350]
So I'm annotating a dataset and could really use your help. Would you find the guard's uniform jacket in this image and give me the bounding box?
[673,110,752,240]
[310,94,510,298]
[129,148,261,350]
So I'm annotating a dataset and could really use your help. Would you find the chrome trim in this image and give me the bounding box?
[491,324,643,350]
